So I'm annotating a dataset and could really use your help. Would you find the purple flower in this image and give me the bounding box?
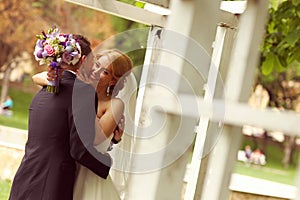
[36,40,44,48]
[62,52,72,64]
[50,61,59,68]
[36,49,43,58]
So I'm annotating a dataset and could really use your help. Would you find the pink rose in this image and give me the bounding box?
[44,44,55,56]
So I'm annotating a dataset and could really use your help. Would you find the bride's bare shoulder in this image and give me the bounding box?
[109,98,124,111]
[111,98,124,106]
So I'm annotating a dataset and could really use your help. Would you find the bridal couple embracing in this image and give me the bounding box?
[9,30,135,200]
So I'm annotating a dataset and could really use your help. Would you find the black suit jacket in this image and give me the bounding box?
[9,71,111,200]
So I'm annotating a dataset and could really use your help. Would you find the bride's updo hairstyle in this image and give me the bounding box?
[95,49,133,96]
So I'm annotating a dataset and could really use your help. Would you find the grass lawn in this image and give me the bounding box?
[0,86,35,130]
[0,179,11,200]
[234,162,297,185]
[234,138,299,185]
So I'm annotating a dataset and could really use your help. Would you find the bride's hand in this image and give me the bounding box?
[112,115,125,143]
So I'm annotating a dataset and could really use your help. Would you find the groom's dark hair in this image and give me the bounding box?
[73,34,92,56]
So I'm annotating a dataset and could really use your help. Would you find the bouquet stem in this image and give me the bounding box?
[46,84,59,93]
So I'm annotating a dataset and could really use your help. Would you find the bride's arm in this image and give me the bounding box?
[32,67,61,86]
[94,99,124,145]
[32,71,49,86]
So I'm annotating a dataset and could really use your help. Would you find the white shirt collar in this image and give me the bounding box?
[66,70,77,75]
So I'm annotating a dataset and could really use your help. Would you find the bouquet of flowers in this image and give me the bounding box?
[34,27,82,93]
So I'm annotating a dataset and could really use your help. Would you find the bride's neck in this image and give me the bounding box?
[96,88,111,101]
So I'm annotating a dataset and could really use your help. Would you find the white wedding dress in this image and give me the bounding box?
[73,73,137,200]
[73,134,121,200]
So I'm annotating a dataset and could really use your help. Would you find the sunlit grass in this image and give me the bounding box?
[0,179,11,200]
[0,87,35,130]
[234,162,297,185]
[234,138,299,185]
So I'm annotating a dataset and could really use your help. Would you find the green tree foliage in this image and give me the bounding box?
[258,0,300,168]
[113,0,149,67]
[259,0,300,110]
[110,15,148,67]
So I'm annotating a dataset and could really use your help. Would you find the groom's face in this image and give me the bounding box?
[78,53,95,76]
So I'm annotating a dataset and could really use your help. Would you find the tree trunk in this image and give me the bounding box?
[1,64,13,103]
[0,42,12,70]
[282,135,296,168]
[261,131,268,155]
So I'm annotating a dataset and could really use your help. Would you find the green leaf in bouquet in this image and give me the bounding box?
[46,85,59,93]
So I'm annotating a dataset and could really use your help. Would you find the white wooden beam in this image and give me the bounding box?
[184,25,227,200]
[229,174,297,199]
[65,0,166,27]
[158,95,300,136]
[199,0,270,199]
[219,10,239,29]
[125,1,197,199]
[126,0,222,199]
[220,1,246,14]
[65,0,240,29]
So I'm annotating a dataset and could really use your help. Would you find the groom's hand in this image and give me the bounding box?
[46,66,63,81]
[112,115,125,144]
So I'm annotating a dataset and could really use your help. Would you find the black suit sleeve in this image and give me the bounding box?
[69,80,112,179]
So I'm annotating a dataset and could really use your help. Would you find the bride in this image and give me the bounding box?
[33,49,135,200]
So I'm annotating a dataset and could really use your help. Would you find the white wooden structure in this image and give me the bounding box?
[65,0,300,199]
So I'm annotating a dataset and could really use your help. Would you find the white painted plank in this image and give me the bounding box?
[220,1,246,14]
[229,174,297,199]
[184,25,227,200]
[200,0,270,198]
[159,95,300,136]
[65,0,166,27]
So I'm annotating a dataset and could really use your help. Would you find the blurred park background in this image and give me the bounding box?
[1,0,300,199]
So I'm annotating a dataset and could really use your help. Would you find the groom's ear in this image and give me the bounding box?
[76,55,87,67]
[80,55,86,63]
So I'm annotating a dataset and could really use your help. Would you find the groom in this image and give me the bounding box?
[9,34,118,200]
